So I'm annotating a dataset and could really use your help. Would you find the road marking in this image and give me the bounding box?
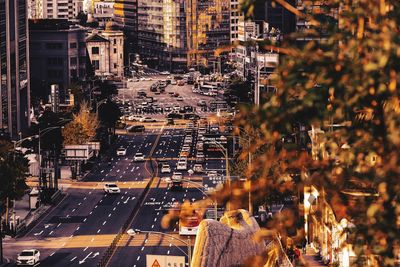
[154,218,157,222]
[69,235,73,238]
[83,247,88,251]
[97,229,101,233]
[72,209,76,212]
[91,238,95,242]
[151,224,154,229]
[57,223,61,228]
[108,213,112,217]
[83,197,87,200]
[113,207,116,211]
[103,221,107,225]
[50,252,55,256]
[49,231,53,235]
[61,242,66,247]
[89,211,93,215]
[34,230,43,236]
[70,256,77,261]
[141,247,144,251]
[76,227,80,231]
[83,218,87,222]
[137,256,141,261]
[78,202,82,206]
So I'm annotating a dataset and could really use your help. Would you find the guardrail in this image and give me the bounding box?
[97,158,156,267]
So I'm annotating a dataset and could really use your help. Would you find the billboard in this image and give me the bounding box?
[146,255,185,267]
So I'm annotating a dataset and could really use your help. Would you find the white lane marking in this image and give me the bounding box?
[76,227,80,231]
[78,202,82,206]
[49,231,53,235]
[61,242,66,247]
[57,223,61,228]
[97,229,101,233]
[137,256,141,261]
[34,230,43,236]
[50,252,55,256]
[83,247,89,251]
[89,211,93,215]
[108,213,112,217]
[103,221,107,225]
[83,197,87,200]
[151,224,154,229]
[141,247,145,251]
[70,256,77,261]
[91,238,95,242]
[83,218,87,222]
[72,209,76,212]
[154,218,157,222]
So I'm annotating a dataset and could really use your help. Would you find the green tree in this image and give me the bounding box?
[98,99,122,133]
[0,141,29,222]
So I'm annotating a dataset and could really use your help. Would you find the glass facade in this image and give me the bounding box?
[0,0,30,138]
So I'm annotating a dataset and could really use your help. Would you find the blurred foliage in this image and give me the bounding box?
[162,0,400,265]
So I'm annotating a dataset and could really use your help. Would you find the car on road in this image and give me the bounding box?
[196,142,204,151]
[172,172,183,181]
[104,183,121,194]
[164,106,172,112]
[161,71,170,75]
[180,150,189,157]
[176,160,187,170]
[134,153,145,161]
[126,125,145,133]
[193,164,203,173]
[161,164,171,173]
[17,249,40,266]
[116,147,127,156]
[139,117,157,122]
[171,80,177,85]
[197,100,207,106]
[177,96,184,101]
[196,152,205,163]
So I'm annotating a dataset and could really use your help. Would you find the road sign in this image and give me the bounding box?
[146,255,185,267]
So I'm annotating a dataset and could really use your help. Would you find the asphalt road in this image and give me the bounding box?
[3,77,230,267]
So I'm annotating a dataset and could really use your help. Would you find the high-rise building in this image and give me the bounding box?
[28,0,83,20]
[256,0,296,35]
[114,0,137,63]
[0,0,31,138]
[29,19,86,103]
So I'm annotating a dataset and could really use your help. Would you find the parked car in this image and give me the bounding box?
[104,183,121,194]
[134,153,145,161]
[176,160,187,170]
[116,147,127,156]
[126,125,145,133]
[161,164,171,173]
[193,164,204,173]
[172,172,183,181]
[17,249,40,266]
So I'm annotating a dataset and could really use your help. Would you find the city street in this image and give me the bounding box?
[3,77,231,267]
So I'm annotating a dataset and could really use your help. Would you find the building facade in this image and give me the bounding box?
[0,0,31,138]
[28,0,83,20]
[114,0,137,63]
[29,19,86,103]
[86,23,124,77]
[93,0,114,27]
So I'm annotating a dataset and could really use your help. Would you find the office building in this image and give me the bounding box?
[93,0,115,27]
[29,19,86,103]
[86,22,124,77]
[0,0,31,138]
[114,0,137,62]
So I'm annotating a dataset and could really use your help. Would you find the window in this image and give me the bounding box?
[92,60,99,70]
[113,48,117,53]
[91,47,99,54]
[113,39,117,45]
[70,57,77,65]
[47,57,63,66]
[70,42,77,49]
[114,63,117,68]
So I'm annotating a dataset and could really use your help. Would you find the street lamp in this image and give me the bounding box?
[96,99,108,115]
[126,229,192,266]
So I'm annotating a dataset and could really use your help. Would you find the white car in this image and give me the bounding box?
[17,249,40,266]
[171,80,177,85]
[177,96,184,101]
[104,183,121,194]
[193,164,203,173]
[161,164,171,173]
[134,153,145,161]
[140,117,156,122]
[176,160,187,170]
[172,172,183,181]
[116,147,127,156]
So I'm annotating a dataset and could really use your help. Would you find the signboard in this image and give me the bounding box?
[146,255,185,267]
[64,144,93,160]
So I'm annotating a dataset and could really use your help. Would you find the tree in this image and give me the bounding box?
[0,141,29,224]
[98,99,122,131]
[62,101,99,145]
[214,0,400,265]
[161,0,400,265]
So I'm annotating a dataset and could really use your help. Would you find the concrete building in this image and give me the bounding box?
[86,22,124,77]
[28,0,83,20]
[114,0,137,62]
[29,19,86,103]
[0,0,31,139]
[93,0,114,27]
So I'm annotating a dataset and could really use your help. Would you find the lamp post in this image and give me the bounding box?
[96,98,108,115]
[127,229,192,266]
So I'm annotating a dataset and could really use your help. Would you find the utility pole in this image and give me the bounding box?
[254,44,260,106]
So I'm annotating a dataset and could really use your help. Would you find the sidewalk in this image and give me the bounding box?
[301,246,326,267]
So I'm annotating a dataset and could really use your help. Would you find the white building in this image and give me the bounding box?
[28,0,83,20]
[86,22,124,77]
[93,1,114,27]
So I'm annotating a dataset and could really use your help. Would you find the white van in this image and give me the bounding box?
[176,160,187,170]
